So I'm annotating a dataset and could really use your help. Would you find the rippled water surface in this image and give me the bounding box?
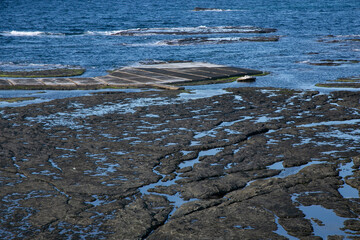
[1,0,359,90]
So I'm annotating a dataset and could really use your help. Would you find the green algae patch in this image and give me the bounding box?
[316,83,360,88]
[333,76,360,83]
[0,68,86,78]
[0,97,37,103]
[254,71,270,77]
[316,76,360,88]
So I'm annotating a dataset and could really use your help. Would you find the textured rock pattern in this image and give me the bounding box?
[0,88,360,239]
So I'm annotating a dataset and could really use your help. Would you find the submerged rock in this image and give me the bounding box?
[193,7,228,11]
[299,59,360,66]
[318,35,360,43]
[158,36,280,46]
[111,26,277,36]
[315,75,360,88]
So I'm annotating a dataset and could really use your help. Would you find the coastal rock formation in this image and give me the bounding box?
[316,76,360,88]
[297,59,360,66]
[0,88,359,239]
[0,68,85,78]
[110,26,277,36]
[193,7,229,11]
[318,35,360,44]
[157,36,280,46]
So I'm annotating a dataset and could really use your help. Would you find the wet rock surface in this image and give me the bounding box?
[0,68,85,78]
[193,7,229,11]
[110,26,277,36]
[298,59,360,66]
[157,36,280,46]
[318,35,360,44]
[1,87,360,239]
[316,76,360,89]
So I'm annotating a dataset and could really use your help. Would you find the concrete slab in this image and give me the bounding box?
[125,68,189,82]
[7,78,44,86]
[194,67,240,76]
[40,78,76,86]
[121,69,168,81]
[131,68,191,82]
[110,71,162,83]
[70,78,105,86]
[0,62,263,90]
[147,83,184,90]
[128,62,225,69]
[95,76,130,83]
[105,78,142,86]
[217,67,262,75]
[160,68,213,78]
[158,78,190,83]
[175,68,229,78]
[0,79,12,86]
[136,68,204,81]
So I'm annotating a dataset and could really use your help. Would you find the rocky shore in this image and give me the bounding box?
[1,87,360,239]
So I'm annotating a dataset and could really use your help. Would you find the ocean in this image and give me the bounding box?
[1,1,360,238]
[0,0,359,90]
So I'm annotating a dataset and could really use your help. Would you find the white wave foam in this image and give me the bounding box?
[153,36,279,46]
[196,9,231,11]
[85,30,121,36]
[1,31,45,36]
[124,35,280,47]
[296,60,311,64]
[332,34,360,38]
[0,30,66,37]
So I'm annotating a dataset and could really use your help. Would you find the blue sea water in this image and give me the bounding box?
[0,2,360,238]
[0,0,359,90]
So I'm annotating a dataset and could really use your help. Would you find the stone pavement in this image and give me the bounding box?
[0,62,262,90]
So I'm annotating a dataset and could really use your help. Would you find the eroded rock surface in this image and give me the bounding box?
[1,88,360,239]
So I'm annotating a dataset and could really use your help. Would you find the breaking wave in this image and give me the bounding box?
[0,31,65,37]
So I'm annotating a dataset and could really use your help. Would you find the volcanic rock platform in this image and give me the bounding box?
[0,62,262,90]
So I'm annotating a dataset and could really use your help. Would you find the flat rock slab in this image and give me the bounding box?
[96,76,127,83]
[109,71,161,83]
[132,68,204,81]
[8,78,44,86]
[120,69,187,82]
[40,78,76,86]
[132,62,228,69]
[69,78,105,86]
[0,62,263,90]
[0,79,13,86]
[106,81,140,87]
